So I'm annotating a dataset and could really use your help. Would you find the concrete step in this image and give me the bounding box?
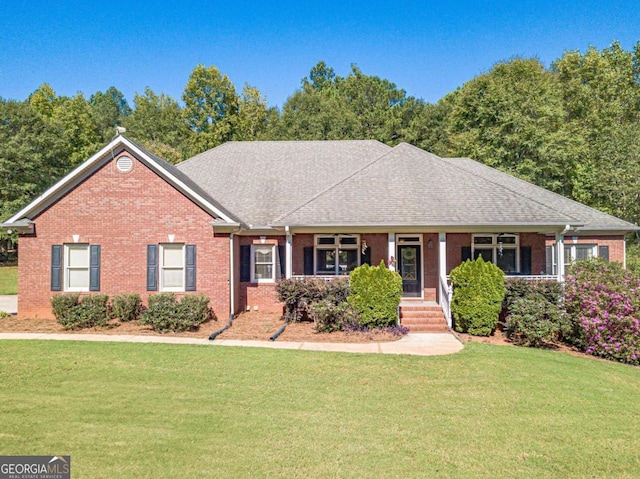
[400,310,445,319]
[400,317,448,326]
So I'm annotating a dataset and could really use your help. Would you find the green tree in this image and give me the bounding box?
[53,93,102,167]
[124,87,189,163]
[446,58,576,195]
[0,99,68,220]
[232,84,271,141]
[89,87,131,142]
[182,64,239,155]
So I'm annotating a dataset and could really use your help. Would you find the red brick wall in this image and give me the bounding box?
[237,235,285,313]
[545,235,626,265]
[18,150,230,319]
[445,233,471,273]
[520,233,547,274]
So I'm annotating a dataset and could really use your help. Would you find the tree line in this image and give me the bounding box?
[1,41,640,245]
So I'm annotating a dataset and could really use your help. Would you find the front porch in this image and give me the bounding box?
[277,231,566,328]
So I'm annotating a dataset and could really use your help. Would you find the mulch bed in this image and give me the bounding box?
[0,312,404,343]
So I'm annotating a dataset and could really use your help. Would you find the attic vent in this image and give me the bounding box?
[116,155,133,172]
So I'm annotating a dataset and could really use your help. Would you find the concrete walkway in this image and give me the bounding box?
[0,295,17,314]
[0,331,463,356]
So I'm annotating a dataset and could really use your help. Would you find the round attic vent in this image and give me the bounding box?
[116,155,133,172]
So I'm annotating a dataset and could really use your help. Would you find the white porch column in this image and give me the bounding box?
[438,232,447,282]
[556,232,565,281]
[387,233,396,270]
[285,227,293,279]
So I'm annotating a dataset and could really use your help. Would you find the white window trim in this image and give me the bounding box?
[64,244,90,292]
[251,244,276,283]
[160,243,185,292]
[314,234,360,275]
[471,234,520,273]
[547,243,599,275]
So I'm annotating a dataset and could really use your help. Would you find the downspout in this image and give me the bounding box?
[209,231,236,340]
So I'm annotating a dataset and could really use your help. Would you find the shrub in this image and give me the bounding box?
[503,279,566,347]
[564,258,640,365]
[56,294,110,330]
[0,310,10,319]
[309,300,360,333]
[450,256,505,336]
[140,293,212,332]
[276,277,350,323]
[347,261,402,328]
[51,293,80,322]
[111,293,143,322]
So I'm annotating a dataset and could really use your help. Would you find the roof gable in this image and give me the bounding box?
[4,136,240,226]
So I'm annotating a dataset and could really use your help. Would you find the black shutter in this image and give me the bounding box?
[520,246,532,275]
[303,247,314,275]
[51,245,62,291]
[147,245,158,291]
[89,245,101,291]
[185,244,196,291]
[461,246,472,262]
[598,245,610,262]
[278,245,286,278]
[361,247,372,266]
[240,245,251,282]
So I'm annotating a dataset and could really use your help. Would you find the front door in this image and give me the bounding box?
[398,245,422,297]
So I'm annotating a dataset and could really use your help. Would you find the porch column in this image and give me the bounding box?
[285,228,293,279]
[387,233,396,271]
[438,232,447,282]
[556,232,565,281]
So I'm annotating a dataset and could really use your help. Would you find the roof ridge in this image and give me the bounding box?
[438,156,583,225]
[272,142,405,224]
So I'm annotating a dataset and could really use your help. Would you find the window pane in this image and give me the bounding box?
[474,236,493,245]
[339,249,359,273]
[340,237,357,245]
[255,264,273,279]
[162,268,184,288]
[254,246,273,263]
[474,248,492,261]
[576,245,595,261]
[316,249,335,273]
[68,246,89,267]
[497,249,517,273]
[317,237,335,245]
[163,245,184,267]
[565,246,572,261]
[498,236,516,244]
[68,269,89,288]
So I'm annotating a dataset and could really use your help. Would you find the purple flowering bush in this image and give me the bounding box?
[564,259,640,365]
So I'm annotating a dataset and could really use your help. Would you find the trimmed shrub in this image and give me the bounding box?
[503,279,566,347]
[564,258,640,365]
[310,300,360,333]
[111,293,143,322]
[140,293,212,332]
[56,294,110,330]
[450,256,505,336]
[276,277,350,323]
[347,261,402,328]
[51,293,80,322]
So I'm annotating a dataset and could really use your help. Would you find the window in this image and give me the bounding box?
[546,243,602,275]
[315,235,360,275]
[160,244,185,291]
[65,244,90,291]
[251,244,275,282]
[471,234,519,273]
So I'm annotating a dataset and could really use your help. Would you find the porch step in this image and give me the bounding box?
[399,303,449,333]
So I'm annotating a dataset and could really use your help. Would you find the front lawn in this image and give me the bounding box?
[0,341,639,478]
[0,265,17,295]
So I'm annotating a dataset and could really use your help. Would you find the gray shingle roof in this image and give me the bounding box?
[176,140,638,232]
[176,140,391,227]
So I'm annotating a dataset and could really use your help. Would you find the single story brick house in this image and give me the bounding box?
[3,135,638,327]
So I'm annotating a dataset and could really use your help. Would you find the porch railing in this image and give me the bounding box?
[439,275,453,328]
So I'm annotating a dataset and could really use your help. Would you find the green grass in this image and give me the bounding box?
[0,265,17,294]
[1,341,639,478]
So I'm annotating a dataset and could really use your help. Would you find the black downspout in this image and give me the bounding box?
[269,321,287,341]
[209,312,234,340]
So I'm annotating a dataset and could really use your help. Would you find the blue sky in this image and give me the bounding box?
[1,1,639,109]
